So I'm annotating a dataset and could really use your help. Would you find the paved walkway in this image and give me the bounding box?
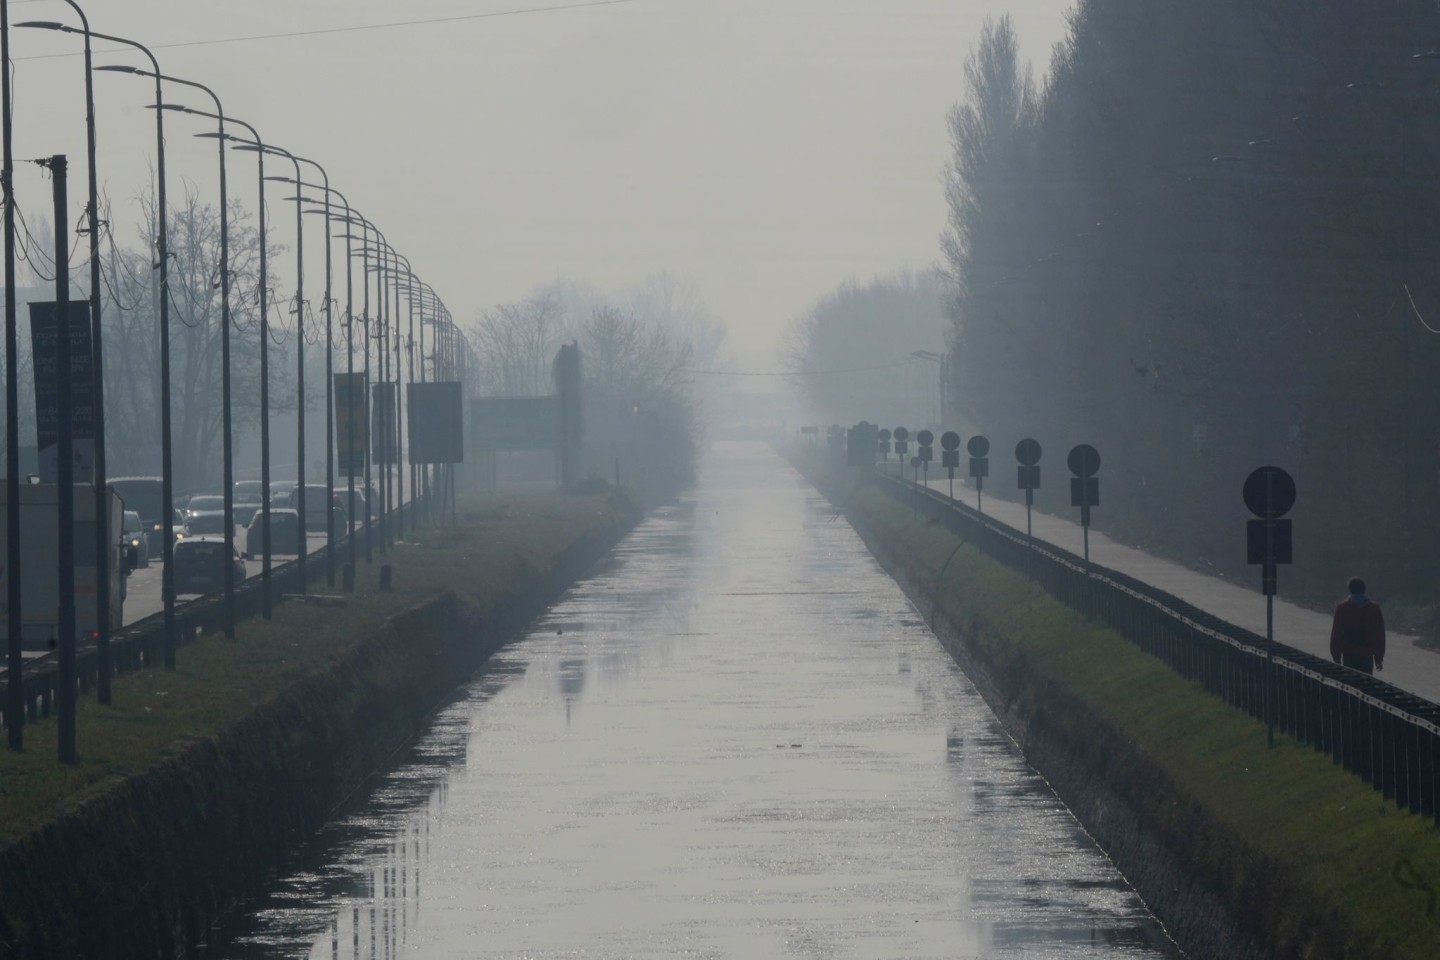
[913,475,1440,707]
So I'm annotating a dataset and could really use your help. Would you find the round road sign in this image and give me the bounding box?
[893,426,909,443]
[878,428,891,442]
[1067,444,1101,477]
[967,435,990,458]
[1243,466,1296,519]
[1016,438,1042,466]
[917,429,934,447]
[941,431,960,451]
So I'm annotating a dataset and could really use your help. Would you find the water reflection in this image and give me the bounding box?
[209,443,1180,959]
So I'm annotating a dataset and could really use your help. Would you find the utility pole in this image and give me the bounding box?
[45,155,78,764]
[4,0,27,751]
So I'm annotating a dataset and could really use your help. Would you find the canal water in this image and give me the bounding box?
[210,442,1179,959]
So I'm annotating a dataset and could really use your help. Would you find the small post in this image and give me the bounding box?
[379,563,393,592]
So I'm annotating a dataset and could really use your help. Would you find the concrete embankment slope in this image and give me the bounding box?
[797,452,1440,960]
[0,491,641,960]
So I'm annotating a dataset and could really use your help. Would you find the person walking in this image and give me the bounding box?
[1330,577,1385,675]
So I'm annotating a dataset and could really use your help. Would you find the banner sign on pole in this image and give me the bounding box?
[28,301,94,483]
[372,382,398,466]
[334,372,369,476]
[407,382,463,464]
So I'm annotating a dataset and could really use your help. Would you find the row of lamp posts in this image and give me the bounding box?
[1,3,473,760]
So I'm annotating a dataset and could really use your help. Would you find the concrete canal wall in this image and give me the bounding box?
[797,452,1440,960]
[0,504,639,960]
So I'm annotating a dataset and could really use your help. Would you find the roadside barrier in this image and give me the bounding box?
[866,466,1440,825]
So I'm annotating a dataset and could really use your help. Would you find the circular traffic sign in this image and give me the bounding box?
[917,429,934,447]
[967,435,990,458]
[1015,438,1042,466]
[878,428,891,442]
[940,431,960,451]
[1243,466,1296,519]
[1067,444,1101,477]
[893,426,909,442]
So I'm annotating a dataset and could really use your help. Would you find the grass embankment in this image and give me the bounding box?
[847,483,1440,959]
[0,490,625,846]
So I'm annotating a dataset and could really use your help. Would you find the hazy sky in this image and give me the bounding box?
[10,0,1070,369]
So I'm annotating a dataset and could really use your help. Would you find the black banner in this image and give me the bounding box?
[28,301,94,483]
[334,372,369,476]
[407,382,463,464]
[372,381,398,466]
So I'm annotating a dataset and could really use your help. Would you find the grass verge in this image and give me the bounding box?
[0,489,626,846]
[847,482,1440,959]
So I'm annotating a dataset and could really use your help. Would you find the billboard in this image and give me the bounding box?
[372,382,398,466]
[334,372,369,476]
[29,301,95,483]
[471,397,560,451]
[407,382,463,464]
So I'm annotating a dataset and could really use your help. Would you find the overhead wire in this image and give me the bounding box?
[14,1,637,60]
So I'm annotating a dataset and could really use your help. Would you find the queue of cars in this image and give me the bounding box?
[111,477,374,599]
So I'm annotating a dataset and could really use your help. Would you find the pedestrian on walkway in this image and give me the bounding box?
[1330,577,1385,675]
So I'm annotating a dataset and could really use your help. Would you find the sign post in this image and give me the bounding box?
[892,427,909,482]
[1244,465,1295,750]
[1016,439,1042,574]
[917,429,934,488]
[968,435,990,514]
[1067,444,1101,563]
[941,431,960,499]
[877,428,892,470]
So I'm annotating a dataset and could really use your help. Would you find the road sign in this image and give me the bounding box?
[1071,477,1100,507]
[1247,519,1293,565]
[1243,466,1296,519]
[29,302,94,483]
[893,426,908,457]
[942,450,960,469]
[408,382,464,464]
[893,427,908,442]
[1016,438,1042,466]
[334,372,370,476]
[967,436,990,458]
[941,431,960,451]
[1018,465,1040,489]
[1067,444,1101,478]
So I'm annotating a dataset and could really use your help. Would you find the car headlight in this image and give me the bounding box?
[130,538,140,547]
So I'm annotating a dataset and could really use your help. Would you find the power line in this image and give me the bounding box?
[688,357,927,377]
[15,0,637,60]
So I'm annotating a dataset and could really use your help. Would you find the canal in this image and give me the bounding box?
[209,441,1179,958]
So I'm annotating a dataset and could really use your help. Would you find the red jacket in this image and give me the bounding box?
[1330,598,1386,664]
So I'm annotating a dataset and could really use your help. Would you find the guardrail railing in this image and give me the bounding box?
[863,465,1440,825]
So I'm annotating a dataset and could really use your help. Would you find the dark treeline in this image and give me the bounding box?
[948,1,1440,604]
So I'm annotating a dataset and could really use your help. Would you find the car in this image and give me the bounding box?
[244,508,303,557]
[121,509,150,569]
[285,484,349,532]
[232,481,264,526]
[171,536,246,596]
[268,480,298,505]
[182,494,227,535]
[109,476,166,552]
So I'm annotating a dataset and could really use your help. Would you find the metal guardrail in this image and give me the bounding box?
[0,496,433,730]
[869,468,1440,824]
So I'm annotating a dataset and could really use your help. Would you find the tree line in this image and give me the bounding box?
[469,272,724,502]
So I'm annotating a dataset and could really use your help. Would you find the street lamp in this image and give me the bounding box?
[98,69,242,641]
[45,26,181,667]
[15,2,118,702]
[189,113,277,617]
[243,145,309,594]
